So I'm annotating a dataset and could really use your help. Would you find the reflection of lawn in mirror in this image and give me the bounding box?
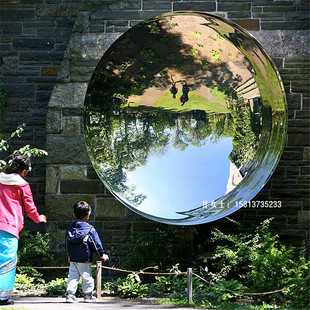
[153,91,228,113]
[209,86,227,104]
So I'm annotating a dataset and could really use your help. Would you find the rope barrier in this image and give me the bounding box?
[101,265,187,275]
[17,264,294,297]
[192,272,293,296]
[17,265,186,275]
[17,266,70,269]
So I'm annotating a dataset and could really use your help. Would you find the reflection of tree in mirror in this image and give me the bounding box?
[85,88,260,201]
[85,118,148,206]
[85,109,235,204]
[228,96,261,171]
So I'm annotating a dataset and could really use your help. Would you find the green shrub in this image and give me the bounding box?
[15,274,35,291]
[282,247,310,308]
[216,279,248,301]
[18,230,56,267]
[14,271,45,292]
[17,267,45,285]
[45,278,83,297]
[148,264,187,298]
[104,273,148,298]
[45,278,67,297]
[201,218,310,306]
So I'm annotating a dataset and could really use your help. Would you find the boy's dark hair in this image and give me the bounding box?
[73,201,91,220]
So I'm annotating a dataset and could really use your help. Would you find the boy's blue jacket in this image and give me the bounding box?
[65,221,104,263]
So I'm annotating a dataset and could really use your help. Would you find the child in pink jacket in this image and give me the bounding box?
[0,155,47,305]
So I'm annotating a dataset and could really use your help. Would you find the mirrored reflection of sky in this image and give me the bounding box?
[125,137,233,219]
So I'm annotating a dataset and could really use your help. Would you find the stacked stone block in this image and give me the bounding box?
[0,0,80,219]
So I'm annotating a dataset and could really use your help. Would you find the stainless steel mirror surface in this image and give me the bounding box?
[84,12,287,225]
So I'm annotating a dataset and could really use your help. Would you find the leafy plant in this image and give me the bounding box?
[0,123,48,170]
[103,219,308,308]
[148,264,186,298]
[190,48,198,55]
[201,218,310,306]
[45,278,68,297]
[166,53,175,60]
[104,273,148,298]
[216,279,247,301]
[228,97,259,169]
[140,48,155,59]
[146,21,161,34]
[18,229,56,267]
[45,278,83,297]
[175,64,184,71]
[14,270,45,292]
[17,267,45,285]
[201,60,209,68]
[117,63,127,70]
[276,246,309,307]
[210,49,219,58]
[15,273,35,291]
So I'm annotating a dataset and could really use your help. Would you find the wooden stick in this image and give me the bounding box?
[187,268,193,304]
[96,261,102,299]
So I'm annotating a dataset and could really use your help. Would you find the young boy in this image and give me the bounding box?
[65,201,109,303]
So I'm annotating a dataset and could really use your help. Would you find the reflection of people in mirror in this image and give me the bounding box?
[180,82,189,106]
[169,77,178,98]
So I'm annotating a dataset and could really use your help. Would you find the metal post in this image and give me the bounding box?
[187,268,193,304]
[96,261,102,299]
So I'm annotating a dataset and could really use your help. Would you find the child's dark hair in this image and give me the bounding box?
[73,201,91,220]
[5,155,31,174]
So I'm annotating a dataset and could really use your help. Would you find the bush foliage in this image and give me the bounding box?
[18,230,56,267]
[107,218,309,308]
[13,219,309,308]
[45,278,83,297]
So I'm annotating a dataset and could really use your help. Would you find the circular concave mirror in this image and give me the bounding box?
[84,12,287,225]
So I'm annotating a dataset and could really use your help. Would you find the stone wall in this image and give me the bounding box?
[0,0,79,222]
[1,0,309,265]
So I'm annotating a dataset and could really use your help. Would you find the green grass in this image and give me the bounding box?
[192,31,201,37]
[209,86,227,105]
[123,101,140,108]
[153,91,229,113]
